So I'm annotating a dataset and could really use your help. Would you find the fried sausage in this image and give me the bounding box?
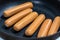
[25,14,45,36]
[48,16,60,36]
[13,12,38,31]
[37,19,52,38]
[4,2,33,17]
[5,8,33,27]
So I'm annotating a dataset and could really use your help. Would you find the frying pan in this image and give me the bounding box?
[0,0,60,40]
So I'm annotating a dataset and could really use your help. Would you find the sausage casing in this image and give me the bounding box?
[25,14,45,36]
[13,12,38,31]
[5,8,33,27]
[48,16,60,36]
[37,19,52,38]
[4,2,33,17]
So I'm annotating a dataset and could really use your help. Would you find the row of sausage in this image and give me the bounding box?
[3,2,60,38]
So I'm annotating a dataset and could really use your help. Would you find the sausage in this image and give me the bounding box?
[13,12,38,31]
[37,19,52,38]
[4,2,33,17]
[25,14,45,36]
[5,8,33,27]
[48,16,60,36]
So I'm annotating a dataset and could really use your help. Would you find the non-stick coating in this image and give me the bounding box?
[0,0,60,40]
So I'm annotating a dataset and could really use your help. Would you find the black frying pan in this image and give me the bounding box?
[0,0,60,40]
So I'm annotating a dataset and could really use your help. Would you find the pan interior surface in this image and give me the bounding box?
[0,0,60,39]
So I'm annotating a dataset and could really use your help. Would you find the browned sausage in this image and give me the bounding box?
[25,14,45,36]
[5,8,33,27]
[37,19,52,38]
[4,2,33,17]
[48,16,60,36]
[13,12,38,31]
